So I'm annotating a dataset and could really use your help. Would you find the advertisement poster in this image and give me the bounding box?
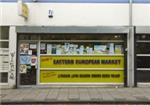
[20,65,27,74]
[31,56,37,66]
[40,43,46,50]
[20,55,31,64]
[109,43,114,54]
[94,45,107,54]
[28,50,32,55]
[115,45,122,54]
[29,44,37,49]
[47,44,52,54]
[20,43,29,54]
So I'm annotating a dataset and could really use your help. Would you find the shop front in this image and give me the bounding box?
[16,26,128,87]
[135,27,150,86]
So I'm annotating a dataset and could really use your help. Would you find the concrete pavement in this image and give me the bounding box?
[1,87,150,104]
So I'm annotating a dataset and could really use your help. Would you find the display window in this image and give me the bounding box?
[136,34,150,83]
[18,34,127,86]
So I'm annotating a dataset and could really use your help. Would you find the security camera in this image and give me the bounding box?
[48,10,53,18]
[48,15,53,18]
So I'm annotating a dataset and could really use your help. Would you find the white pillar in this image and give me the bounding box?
[128,27,135,87]
[8,26,17,88]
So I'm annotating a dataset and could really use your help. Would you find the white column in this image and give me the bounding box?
[128,27,135,87]
[128,0,134,87]
[8,26,17,88]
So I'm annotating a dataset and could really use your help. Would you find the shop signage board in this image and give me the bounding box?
[40,56,124,68]
[40,55,124,83]
[40,70,124,83]
[18,0,29,19]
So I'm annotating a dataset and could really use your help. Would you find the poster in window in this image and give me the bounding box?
[20,65,27,74]
[115,45,122,54]
[94,45,107,54]
[47,44,52,54]
[52,45,57,54]
[109,43,114,54]
[20,55,31,64]
[20,43,29,54]
[40,43,46,50]
[30,44,37,49]
[28,50,32,55]
[31,56,37,66]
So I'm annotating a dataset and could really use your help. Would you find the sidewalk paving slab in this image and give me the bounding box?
[1,87,150,104]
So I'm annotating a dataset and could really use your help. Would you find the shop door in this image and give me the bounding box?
[18,41,38,85]
[136,34,150,84]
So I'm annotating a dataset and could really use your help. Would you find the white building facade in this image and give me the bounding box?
[0,0,150,88]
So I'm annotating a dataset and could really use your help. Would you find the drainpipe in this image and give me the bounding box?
[128,0,135,87]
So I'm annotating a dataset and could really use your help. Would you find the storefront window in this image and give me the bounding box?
[18,34,126,85]
[39,34,125,84]
[40,34,124,55]
[136,34,150,83]
[40,42,124,55]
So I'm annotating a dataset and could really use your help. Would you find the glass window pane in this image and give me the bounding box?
[40,34,125,40]
[0,42,9,48]
[136,34,150,40]
[136,43,150,54]
[40,34,125,55]
[137,70,150,82]
[19,35,39,40]
[0,27,9,40]
[30,35,39,40]
[19,35,30,40]
[20,67,36,85]
[40,42,124,55]
[0,72,8,83]
[137,56,150,68]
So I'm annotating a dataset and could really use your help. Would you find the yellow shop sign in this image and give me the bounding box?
[40,56,124,68]
[18,1,29,19]
[40,70,124,83]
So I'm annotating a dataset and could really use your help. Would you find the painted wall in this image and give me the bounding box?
[133,4,150,26]
[1,2,150,26]
[1,3,129,26]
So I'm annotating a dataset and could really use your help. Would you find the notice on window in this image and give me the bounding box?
[20,65,27,74]
[20,55,31,64]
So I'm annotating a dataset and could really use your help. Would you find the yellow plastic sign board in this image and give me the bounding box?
[18,1,29,19]
[40,56,124,68]
[40,70,124,83]
[22,3,29,18]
